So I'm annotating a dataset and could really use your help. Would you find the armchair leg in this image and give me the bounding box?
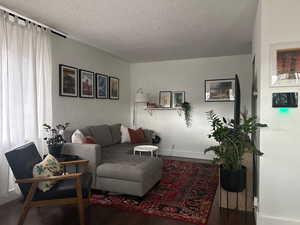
[76,177,85,225]
[18,183,38,225]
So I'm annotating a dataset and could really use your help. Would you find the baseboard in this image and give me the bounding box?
[0,191,20,206]
[159,149,214,160]
[258,214,300,225]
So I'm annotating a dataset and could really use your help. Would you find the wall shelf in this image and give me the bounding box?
[145,107,183,116]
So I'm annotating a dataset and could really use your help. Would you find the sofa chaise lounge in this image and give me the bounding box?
[62,124,163,197]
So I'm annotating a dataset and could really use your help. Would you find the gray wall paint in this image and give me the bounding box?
[130,55,252,159]
[51,36,131,128]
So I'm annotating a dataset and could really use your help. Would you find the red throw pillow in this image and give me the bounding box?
[84,136,96,144]
[128,128,146,144]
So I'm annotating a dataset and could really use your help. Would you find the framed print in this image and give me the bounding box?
[172,91,185,108]
[205,79,235,102]
[270,42,300,87]
[159,91,172,108]
[79,70,95,98]
[109,76,119,100]
[96,73,108,99]
[59,64,78,97]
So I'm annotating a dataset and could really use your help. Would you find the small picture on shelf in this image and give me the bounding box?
[159,91,172,108]
[172,91,185,108]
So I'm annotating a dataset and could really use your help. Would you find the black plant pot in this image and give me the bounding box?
[220,165,246,192]
[48,144,63,158]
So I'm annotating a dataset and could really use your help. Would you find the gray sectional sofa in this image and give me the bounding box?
[62,124,163,197]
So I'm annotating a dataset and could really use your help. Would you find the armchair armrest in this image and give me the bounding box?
[62,143,101,188]
[16,173,82,184]
[60,159,89,166]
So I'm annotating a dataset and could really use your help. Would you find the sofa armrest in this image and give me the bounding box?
[143,129,154,144]
[62,143,101,188]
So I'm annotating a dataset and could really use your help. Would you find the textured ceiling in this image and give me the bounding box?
[1,0,257,62]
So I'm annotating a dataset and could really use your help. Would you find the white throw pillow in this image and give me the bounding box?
[71,129,85,144]
[121,125,131,143]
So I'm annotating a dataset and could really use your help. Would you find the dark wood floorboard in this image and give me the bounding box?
[0,156,255,225]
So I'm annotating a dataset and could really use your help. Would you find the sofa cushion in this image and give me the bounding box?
[89,125,113,147]
[96,156,163,182]
[64,127,92,143]
[102,143,134,160]
[109,124,121,144]
[128,128,146,144]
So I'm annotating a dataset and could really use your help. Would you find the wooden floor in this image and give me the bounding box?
[0,156,255,225]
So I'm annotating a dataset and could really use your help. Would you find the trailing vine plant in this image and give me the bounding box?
[181,102,192,127]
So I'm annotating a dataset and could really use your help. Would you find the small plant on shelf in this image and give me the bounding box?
[181,102,192,128]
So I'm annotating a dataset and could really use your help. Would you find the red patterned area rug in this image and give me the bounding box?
[91,159,219,225]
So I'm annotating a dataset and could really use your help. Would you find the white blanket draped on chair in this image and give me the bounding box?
[0,11,52,197]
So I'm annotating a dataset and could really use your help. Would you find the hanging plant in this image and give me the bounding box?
[181,102,192,127]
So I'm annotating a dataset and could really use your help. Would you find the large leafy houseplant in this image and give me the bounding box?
[205,110,266,192]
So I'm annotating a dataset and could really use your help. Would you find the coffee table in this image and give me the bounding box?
[134,145,159,157]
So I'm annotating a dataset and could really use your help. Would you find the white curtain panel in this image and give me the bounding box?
[0,12,52,195]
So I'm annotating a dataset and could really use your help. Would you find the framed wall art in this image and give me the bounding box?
[159,91,172,108]
[79,70,95,98]
[109,76,119,100]
[59,64,78,97]
[270,42,300,87]
[205,79,235,102]
[172,91,185,108]
[96,73,108,99]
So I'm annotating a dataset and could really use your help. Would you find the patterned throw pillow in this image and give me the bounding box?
[32,154,63,192]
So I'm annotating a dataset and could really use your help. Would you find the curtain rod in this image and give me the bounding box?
[0,5,67,38]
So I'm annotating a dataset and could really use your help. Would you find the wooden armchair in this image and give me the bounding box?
[5,142,92,225]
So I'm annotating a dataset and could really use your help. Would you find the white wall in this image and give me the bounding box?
[51,36,131,128]
[253,1,300,225]
[130,55,252,159]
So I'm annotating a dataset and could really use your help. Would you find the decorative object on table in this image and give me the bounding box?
[79,69,95,98]
[272,92,298,108]
[5,142,91,225]
[159,91,172,108]
[134,145,159,157]
[59,64,78,97]
[43,122,70,158]
[205,78,235,102]
[181,101,192,127]
[172,91,185,108]
[270,42,300,87]
[109,76,119,100]
[128,128,146,144]
[92,159,218,225]
[33,154,63,192]
[205,110,267,192]
[96,73,108,99]
[133,88,148,128]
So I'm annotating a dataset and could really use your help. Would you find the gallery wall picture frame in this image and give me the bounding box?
[109,76,119,100]
[270,42,300,87]
[205,78,235,102]
[96,73,108,99]
[172,91,185,108]
[159,91,172,108]
[59,64,78,97]
[79,69,95,98]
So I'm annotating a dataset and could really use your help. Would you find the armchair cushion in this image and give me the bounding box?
[32,154,63,192]
[33,172,92,201]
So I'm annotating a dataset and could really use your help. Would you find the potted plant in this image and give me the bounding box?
[204,110,266,192]
[43,122,70,158]
[181,102,192,127]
